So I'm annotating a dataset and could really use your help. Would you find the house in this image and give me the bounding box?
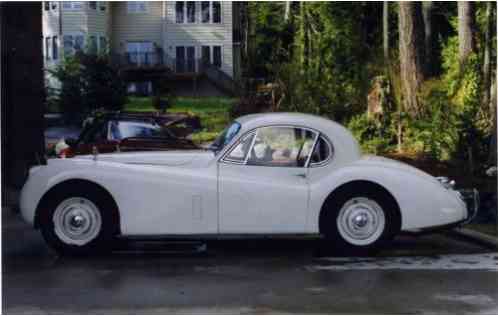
[42,1,242,96]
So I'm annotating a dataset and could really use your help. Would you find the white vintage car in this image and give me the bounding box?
[20,113,476,255]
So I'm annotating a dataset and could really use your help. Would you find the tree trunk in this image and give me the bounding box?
[299,2,309,70]
[383,2,389,63]
[398,2,425,118]
[489,78,497,165]
[483,1,494,109]
[422,1,433,76]
[284,1,291,22]
[458,1,476,65]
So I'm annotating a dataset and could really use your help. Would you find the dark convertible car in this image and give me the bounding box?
[53,112,200,157]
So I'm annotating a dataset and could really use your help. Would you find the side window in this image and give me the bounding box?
[109,121,121,140]
[310,136,333,166]
[246,127,316,167]
[224,133,255,163]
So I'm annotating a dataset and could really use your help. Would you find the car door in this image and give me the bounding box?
[218,126,317,233]
[75,121,118,154]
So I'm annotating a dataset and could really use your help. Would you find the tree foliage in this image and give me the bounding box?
[48,53,127,123]
[244,1,496,172]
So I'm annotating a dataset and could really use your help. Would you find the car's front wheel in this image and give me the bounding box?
[322,185,400,255]
[40,186,117,256]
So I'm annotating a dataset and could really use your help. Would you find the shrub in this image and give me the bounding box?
[347,113,395,154]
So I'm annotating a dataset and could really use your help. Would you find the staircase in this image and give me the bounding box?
[202,63,242,97]
[163,53,242,96]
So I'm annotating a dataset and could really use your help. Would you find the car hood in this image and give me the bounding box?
[353,155,440,185]
[74,150,215,168]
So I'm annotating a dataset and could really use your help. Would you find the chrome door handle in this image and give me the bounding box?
[294,173,306,178]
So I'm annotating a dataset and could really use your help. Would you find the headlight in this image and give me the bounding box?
[436,176,456,190]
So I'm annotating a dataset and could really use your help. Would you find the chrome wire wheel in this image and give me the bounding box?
[336,197,386,246]
[52,197,102,246]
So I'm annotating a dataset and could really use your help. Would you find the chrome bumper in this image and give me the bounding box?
[457,188,480,224]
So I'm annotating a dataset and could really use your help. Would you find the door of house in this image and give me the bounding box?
[186,46,195,72]
[175,46,195,73]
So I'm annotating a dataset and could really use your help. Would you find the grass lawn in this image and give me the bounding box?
[124,96,238,143]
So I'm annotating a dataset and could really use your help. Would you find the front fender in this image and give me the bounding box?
[20,159,125,227]
[307,164,467,232]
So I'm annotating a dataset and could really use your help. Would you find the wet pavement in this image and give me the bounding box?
[3,210,498,314]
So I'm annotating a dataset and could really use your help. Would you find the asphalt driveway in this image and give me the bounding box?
[2,209,497,314]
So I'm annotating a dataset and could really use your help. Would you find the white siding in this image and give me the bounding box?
[42,2,60,36]
[42,1,236,78]
[111,1,164,54]
[87,2,110,37]
[163,1,233,77]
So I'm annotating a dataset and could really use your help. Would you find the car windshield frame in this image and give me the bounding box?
[209,121,241,153]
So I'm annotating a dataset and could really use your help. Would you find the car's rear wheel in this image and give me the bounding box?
[40,186,117,256]
[321,185,400,255]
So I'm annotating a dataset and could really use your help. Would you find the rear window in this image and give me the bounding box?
[309,136,333,166]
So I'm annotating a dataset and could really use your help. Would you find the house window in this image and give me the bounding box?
[63,2,83,10]
[176,2,197,23]
[99,2,106,11]
[99,36,107,53]
[200,2,221,24]
[45,37,51,60]
[201,46,210,66]
[213,46,222,68]
[126,42,154,66]
[44,2,50,11]
[51,1,57,10]
[63,35,73,55]
[175,46,185,72]
[186,46,195,72]
[89,36,97,54]
[175,2,184,23]
[74,35,84,52]
[212,1,221,23]
[201,2,210,23]
[52,36,58,60]
[186,2,196,23]
[89,1,97,10]
[127,1,147,13]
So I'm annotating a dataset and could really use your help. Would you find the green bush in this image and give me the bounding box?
[347,113,395,154]
[404,89,459,160]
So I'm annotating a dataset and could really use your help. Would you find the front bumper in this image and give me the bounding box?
[457,188,480,224]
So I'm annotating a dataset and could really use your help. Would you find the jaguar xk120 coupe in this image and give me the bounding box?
[20,113,478,255]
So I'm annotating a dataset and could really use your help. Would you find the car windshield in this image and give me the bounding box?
[110,121,172,140]
[210,121,241,152]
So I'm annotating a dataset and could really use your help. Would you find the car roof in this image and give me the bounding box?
[233,112,362,164]
[235,112,349,137]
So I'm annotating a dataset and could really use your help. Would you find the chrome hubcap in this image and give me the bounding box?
[53,197,102,246]
[337,197,386,246]
[70,215,85,228]
[353,213,368,228]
